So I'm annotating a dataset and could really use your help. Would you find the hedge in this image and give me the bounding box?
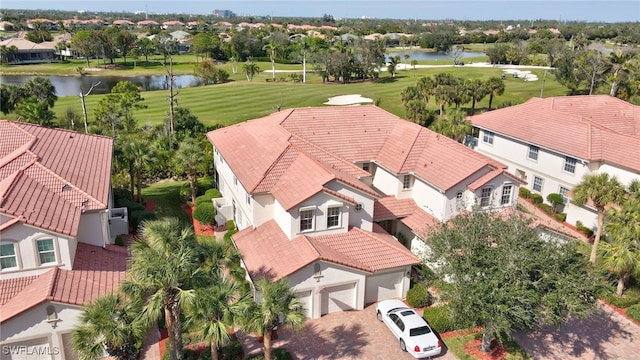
[130,210,157,233]
[193,202,216,225]
[554,213,567,222]
[406,284,433,308]
[113,188,133,202]
[195,188,222,205]
[531,194,543,204]
[422,305,454,334]
[519,187,531,199]
[606,293,640,308]
[576,221,595,238]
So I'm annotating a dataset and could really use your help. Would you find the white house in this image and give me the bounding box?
[0,121,128,359]
[207,105,520,318]
[467,95,640,231]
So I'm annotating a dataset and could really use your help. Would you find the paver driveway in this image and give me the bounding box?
[239,303,457,360]
[513,303,640,360]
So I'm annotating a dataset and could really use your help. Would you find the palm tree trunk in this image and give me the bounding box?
[169,303,184,360]
[488,94,494,111]
[211,343,219,360]
[589,211,605,264]
[129,162,135,201]
[263,327,273,360]
[610,81,620,97]
[303,55,306,83]
[616,273,629,297]
[480,325,493,353]
[189,173,197,205]
[136,170,143,204]
[471,98,476,115]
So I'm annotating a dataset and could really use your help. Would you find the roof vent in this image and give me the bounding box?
[62,184,72,191]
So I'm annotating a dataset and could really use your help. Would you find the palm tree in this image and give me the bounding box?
[22,77,58,108]
[572,173,626,264]
[601,197,640,296]
[466,79,488,115]
[122,218,204,360]
[243,60,260,82]
[130,140,156,203]
[388,55,401,77]
[185,274,253,360]
[116,135,142,201]
[263,39,278,81]
[608,50,636,97]
[431,109,473,143]
[486,77,505,110]
[72,293,146,360]
[174,138,208,204]
[245,278,306,360]
[15,97,56,127]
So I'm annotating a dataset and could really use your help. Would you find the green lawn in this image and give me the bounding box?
[3,64,567,128]
[140,179,190,224]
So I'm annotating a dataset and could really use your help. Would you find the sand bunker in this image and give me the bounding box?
[324,94,374,105]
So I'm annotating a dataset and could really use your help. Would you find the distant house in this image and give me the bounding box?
[0,38,56,64]
[162,20,185,30]
[113,19,135,29]
[186,21,207,30]
[137,19,160,29]
[26,18,57,30]
[207,106,520,318]
[0,121,129,359]
[0,21,15,31]
[467,95,640,232]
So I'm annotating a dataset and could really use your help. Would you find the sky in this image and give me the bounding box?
[1,0,639,22]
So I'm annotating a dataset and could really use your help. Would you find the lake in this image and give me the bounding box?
[387,50,485,61]
[0,74,200,97]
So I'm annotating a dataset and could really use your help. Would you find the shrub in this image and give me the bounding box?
[423,305,454,333]
[179,183,192,203]
[406,284,433,308]
[193,202,216,225]
[576,221,595,238]
[546,193,564,208]
[519,187,531,199]
[195,188,222,205]
[531,194,543,204]
[554,213,567,222]
[606,293,640,308]
[113,188,133,202]
[130,210,157,233]
[116,198,145,212]
[538,203,553,215]
[627,304,640,322]
[114,235,125,246]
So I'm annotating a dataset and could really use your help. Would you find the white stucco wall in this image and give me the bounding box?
[372,165,403,197]
[214,151,251,230]
[596,163,639,187]
[412,178,447,221]
[0,301,83,360]
[0,224,74,279]
[252,194,275,228]
[288,261,366,319]
[323,180,375,231]
[76,211,108,248]
[284,192,350,238]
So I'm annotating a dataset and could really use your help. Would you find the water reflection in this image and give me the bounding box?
[0,74,200,97]
[386,50,485,61]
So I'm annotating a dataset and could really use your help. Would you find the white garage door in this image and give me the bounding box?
[321,282,356,315]
[365,271,404,304]
[295,290,313,318]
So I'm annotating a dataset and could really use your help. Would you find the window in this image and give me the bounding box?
[559,186,570,204]
[300,209,314,232]
[528,145,539,160]
[482,131,494,145]
[1,243,18,270]
[533,176,544,192]
[564,157,577,174]
[362,163,370,172]
[402,174,412,190]
[327,207,340,228]
[36,238,56,265]
[354,203,363,213]
[501,185,513,205]
[480,188,492,207]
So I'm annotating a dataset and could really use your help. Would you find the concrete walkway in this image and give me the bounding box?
[514,302,640,359]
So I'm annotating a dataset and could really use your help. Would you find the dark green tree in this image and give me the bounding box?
[424,210,599,353]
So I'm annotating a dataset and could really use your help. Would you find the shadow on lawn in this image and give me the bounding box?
[513,305,635,360]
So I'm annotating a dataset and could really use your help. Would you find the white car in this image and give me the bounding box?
[376,299,442,358]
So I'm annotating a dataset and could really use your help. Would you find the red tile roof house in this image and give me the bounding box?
[466,95,640,233]
[207,105,520,319]
[0,121,129,358]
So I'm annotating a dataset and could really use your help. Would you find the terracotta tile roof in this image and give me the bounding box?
[0,121,113,237]
[208,106,505,204]
[468,95,640,171]
[233,220,419,281]
[0,243,127,322]
[373,196,439,234]
[271,152,334,210]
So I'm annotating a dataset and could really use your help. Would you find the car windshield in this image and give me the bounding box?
[410,326,432,336]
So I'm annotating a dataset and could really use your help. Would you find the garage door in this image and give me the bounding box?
[295,290,313,318]
[365,271,403,304]
[1,337,49,360]
[321,282,355,315]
